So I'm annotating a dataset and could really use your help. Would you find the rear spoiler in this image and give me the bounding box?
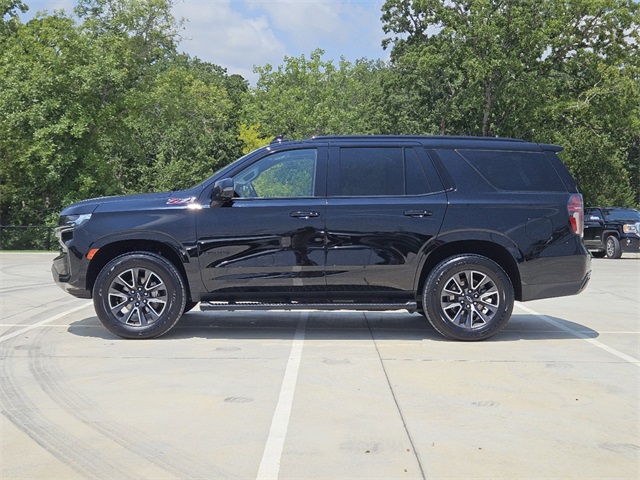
[539,143,563,152]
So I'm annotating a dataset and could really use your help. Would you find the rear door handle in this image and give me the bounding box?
[290,211,320,218]
[404,210,433,218]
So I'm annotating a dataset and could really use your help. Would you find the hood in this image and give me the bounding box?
[60,191,173,216]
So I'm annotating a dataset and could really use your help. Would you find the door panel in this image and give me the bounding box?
[198,199,326,296]
[324,195,447,297]
[197,147,327,300]
[324,145,447,299]
[583,208,605,248]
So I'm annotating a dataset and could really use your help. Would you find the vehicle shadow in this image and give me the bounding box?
[67,310,598,341]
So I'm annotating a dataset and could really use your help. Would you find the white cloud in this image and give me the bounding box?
[174,0,387,82]
[22,0,389,83]
[245,0,387,58]
[174,1,287,81]
[245,0,347,45]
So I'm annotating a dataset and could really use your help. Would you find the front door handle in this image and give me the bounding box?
[290,211,320,219]
[404,210,433,218]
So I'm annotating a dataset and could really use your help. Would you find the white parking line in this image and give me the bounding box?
[516,303,640,367]
[0,303,91,344]
[256,312,308,480]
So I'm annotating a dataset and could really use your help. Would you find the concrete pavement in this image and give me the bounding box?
[1,252,638,479]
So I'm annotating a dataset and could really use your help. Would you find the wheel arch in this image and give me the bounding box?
[417,240,522,301]
[86,239,191,300]
[602,229,620,241]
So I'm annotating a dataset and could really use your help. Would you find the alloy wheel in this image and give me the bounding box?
[439,269,500,330]
[107,267,168,326]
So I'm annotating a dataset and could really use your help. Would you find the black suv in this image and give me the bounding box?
[53,136,591,341]
[583,207,640,259]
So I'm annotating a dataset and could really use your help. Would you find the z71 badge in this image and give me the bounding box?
[166,197,196,205]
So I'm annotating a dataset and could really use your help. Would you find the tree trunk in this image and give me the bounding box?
[482,80,493,137]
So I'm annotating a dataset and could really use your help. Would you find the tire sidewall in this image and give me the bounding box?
[605,236,621,259]
[423,255,514,341]
[93,252,186,339]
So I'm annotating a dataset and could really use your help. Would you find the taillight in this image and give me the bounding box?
[567,194,584,237]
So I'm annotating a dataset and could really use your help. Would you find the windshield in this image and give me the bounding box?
[604,208,640,222]
[192,146,271,190]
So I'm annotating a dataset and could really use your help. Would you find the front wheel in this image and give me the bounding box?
[605,236,622,259]
[423,255,514,341]
[93,252,186,339]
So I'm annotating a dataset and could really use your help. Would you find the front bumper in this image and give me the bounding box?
[621,236,640,253]
[52,251,91,299]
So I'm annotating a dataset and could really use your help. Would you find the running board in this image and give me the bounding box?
[200,301,417,313]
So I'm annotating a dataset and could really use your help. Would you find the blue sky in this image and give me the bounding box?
[19,1,390,82]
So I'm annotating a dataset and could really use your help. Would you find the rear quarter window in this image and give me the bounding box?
[457,150,566,192]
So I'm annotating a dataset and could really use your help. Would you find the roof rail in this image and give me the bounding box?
[270,135,288,144]
[309,135,527,143]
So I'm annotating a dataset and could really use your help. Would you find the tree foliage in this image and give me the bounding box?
[244,49,387,139]
[1,0,638,232]
[380,0,640,206]
[0,0,244,226]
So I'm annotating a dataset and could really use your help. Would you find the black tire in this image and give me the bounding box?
[423,254,514,341]
[591,251,606,259]
[605,236,622,259]
[93,252,186,339]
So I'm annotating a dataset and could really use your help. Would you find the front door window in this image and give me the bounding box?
[233,150,317,198]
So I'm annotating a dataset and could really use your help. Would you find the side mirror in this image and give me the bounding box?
[211,178,235,206]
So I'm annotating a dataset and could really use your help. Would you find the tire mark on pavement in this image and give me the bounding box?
[0,261,53,282]
[28,327,236,480]
[1,335,137,480]
[0,295,87,323]
[0,282,56,294]
[0,304,90,343]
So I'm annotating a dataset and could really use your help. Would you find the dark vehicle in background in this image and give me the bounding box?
[583,207,640,259]
[52,135,591,341]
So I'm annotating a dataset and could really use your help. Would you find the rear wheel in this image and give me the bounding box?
[591,251,606,258]
[93,252,186,339]
[423,255,514,341]
[605,236,622,259]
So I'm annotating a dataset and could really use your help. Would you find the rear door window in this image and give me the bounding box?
[329,147,440,197]
[335,147,404,196]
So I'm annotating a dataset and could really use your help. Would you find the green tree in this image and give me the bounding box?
[0,11,113,226]
[381,0,640,206]
[110,55,242,193]
[1,0,245,229]
[76,1,245,193]
[244,49,388,139]
[238,124,271,154]
[1,0,27,37]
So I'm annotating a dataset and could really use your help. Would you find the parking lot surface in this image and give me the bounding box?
[1,252,638,479]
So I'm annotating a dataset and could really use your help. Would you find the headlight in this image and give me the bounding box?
[622,223,639,235]
[58,213,92,228]
[56,213,92,249]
